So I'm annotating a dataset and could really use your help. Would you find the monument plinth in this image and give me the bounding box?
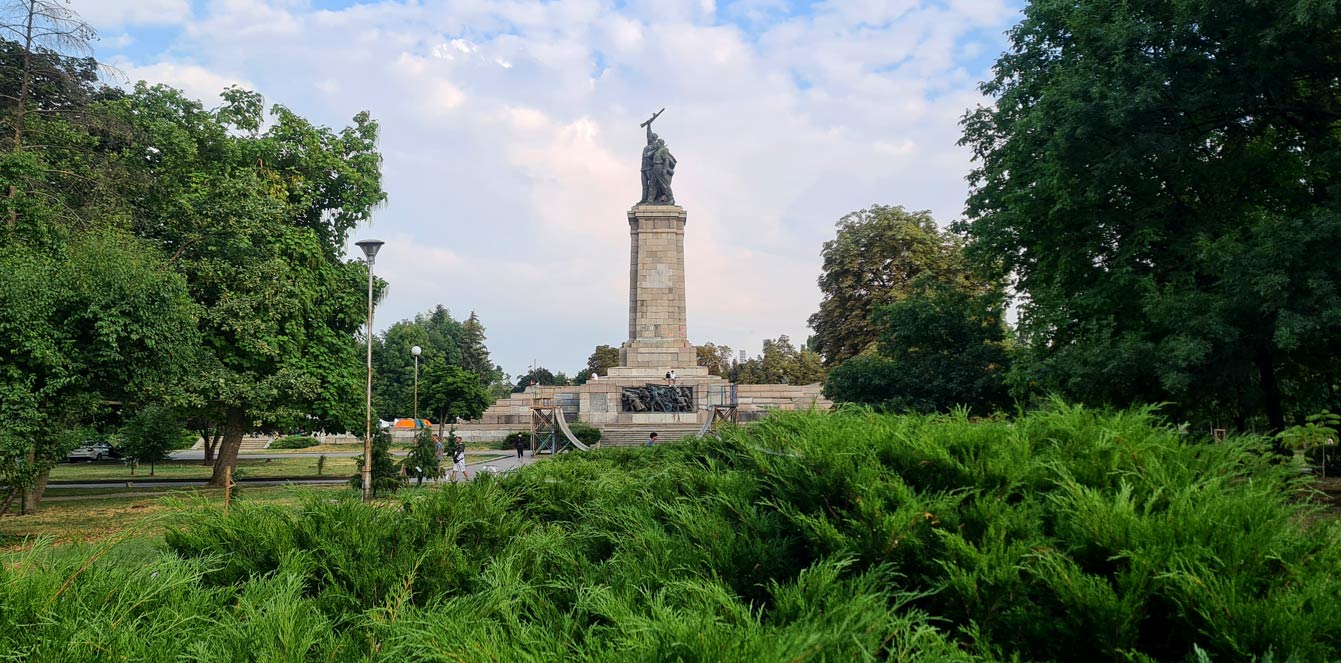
[612,203,703,377]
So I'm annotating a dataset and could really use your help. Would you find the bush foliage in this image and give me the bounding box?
[270,435,319,450]
[3,405,1340,661]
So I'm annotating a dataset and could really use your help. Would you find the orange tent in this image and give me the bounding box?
[392,418,433,429]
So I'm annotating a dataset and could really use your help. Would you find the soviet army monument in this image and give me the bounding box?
[458,110,830,446]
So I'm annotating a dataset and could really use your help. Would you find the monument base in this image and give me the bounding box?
[606,365,709,379]
[615,340,699,373]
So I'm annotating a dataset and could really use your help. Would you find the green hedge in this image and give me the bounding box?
[5,404,1340,661]
[269,435,319,450]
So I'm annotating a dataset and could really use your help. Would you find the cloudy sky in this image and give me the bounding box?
[72,0,1025,378]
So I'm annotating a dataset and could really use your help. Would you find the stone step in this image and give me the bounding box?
[598,425,703,447]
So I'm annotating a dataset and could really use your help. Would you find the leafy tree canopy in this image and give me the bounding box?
[696,342,733,377]
[0,229,200,506]
[421,362,491,426]
[808,205,977,366]
[373,306,505,419]
[825,276,1011,415]
[736,336,826,386]
[117,406,196,475]
[102,84,386,484]
[585,345,620,376]
[959,0,1341,430]
[513,367,567,392]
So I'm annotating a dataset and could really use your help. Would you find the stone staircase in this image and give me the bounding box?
[598,424,704,447]
[192,435,272,451]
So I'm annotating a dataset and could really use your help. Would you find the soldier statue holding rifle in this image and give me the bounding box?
[639,108,677,205]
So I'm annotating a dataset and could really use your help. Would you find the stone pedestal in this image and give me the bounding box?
[619,204,697,369]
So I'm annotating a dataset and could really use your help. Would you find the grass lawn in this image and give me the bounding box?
[49,456,359,482]
[0,484,347,551]
[241,443,373,455]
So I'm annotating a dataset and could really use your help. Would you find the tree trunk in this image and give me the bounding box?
[208,406,245,487]
[150,462,155,477]
[1255,342,1286,433]
[0,488,18,516]
[6,2,36,231]
[201,427,220,466]
[21,469,49,515]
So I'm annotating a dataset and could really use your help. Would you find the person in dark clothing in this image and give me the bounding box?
[513,434,527,459]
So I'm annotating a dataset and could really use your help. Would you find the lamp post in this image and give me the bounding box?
[411,345,422,423]
[356,239,384,502]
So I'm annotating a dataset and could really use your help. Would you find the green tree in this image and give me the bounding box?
[422,362,491,432]
[825,277,1011,414]
[460,312,505,386]
[0,230,200,511]
[696,342,733,377]
[372,307,506,418]
[0,2,103,235]
[117,406,195,476]
[400,428,440,486]
[110,84,385,485]
[513,366,562,392]
[959,0,1341,430]
[736,336,826,385]
[585,345,620,377]
[808,205,975,366]
[348,424,400,496]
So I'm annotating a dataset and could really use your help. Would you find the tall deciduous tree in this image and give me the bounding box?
[0,1,102,233]
[372,306,505,418]
[0,230,200,511]
[512,367,563,392]
[585,345,620,376]
[421,362,491,433]
[825,276,1011,415]
[959,0,1341,430]
[110,84,385,485]
[696,342,733,377]
[736,336,826,386]
[808,205,975,366]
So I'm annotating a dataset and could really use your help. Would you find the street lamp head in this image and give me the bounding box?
[411,345,422,357]
[355,239,385,264]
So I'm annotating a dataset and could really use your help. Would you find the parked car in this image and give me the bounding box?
[66,441,120,462]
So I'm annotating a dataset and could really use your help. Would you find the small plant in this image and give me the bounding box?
[117,406,195,476]
[1277,410,1340,451]
[400,429,440,486]
[567,421,602,447]
[348,426,402,495]
[498,431,529,451]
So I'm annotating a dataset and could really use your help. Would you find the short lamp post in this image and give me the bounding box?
[356,238,384,503]
[411,345,422,423]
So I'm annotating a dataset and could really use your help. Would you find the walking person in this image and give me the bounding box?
[433,435,445,481]
[513,434,527,459]
[450,438,470,482]
[646,432,658,447]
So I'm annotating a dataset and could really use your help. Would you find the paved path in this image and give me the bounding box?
[169,449,504,461]
[52,452,546,496]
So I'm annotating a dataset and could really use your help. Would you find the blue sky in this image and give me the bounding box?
[70,0,1026,379]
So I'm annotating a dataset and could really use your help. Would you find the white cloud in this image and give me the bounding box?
[115,61,251,104]
[85,0,1023,375]
[70,0,191,27]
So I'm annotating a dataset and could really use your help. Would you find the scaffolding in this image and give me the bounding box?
[531,404,590,455]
